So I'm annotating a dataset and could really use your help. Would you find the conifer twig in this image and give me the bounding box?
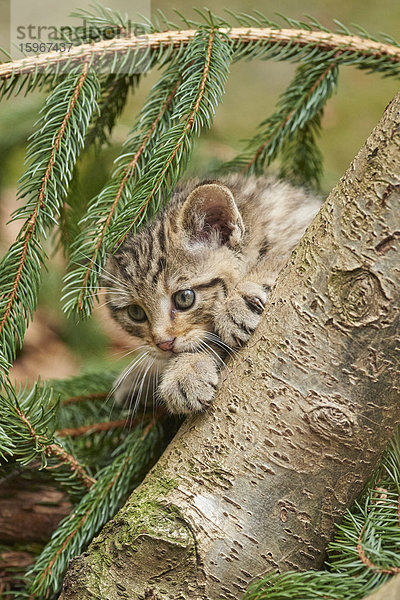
[77,78,180,311]
[14,401,95,489]
[56,406,167,437]
[357,524,400,575]
[0,64,89,338]
[25,421,163,599]
[1,27,400,81]
[56,419,130,438]
[0,63,100,370]
[117,30,216,245]
[110,28,227,247]
[243,60,338,173]
[46,444,96,489]
[222,59,338,176]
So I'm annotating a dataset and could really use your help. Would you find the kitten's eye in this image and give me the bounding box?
[127,304,147,322]
[173,289,195,311]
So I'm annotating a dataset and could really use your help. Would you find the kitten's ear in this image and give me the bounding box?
[178,183,245,248]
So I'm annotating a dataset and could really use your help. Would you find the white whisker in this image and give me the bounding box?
[153,362,160,418]
[126,356,155,423]
[198,339,226,367]
[114,345,149,361]
[204,331,238,358]
[73,251,127,284]
[137,358,157,427]
[104,350,150,413]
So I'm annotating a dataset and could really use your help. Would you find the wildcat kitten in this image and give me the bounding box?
[105,174,320,414]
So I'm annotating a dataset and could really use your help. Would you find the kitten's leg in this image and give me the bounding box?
[158,351,219,414]
[213,257,282,348]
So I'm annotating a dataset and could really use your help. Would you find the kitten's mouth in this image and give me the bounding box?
[153,347,173,358]
[155,347,189,356]
[153,344,201,357]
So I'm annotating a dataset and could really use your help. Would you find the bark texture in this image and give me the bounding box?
[0,479,71,543]
[60,92,400,600]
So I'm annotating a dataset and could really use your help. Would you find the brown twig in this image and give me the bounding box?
[56,419,129,437]
[30,419,157,599]
[46,444,96,489]
[62,392,107,405]
[56,407,166,437]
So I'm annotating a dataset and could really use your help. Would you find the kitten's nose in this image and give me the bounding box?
[156,338,176,352]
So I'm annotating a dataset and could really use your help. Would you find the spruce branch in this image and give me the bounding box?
[221,60,338,176]
[63,3,154,149]
[1,24,400,83]
[69,1,134,41]
[0,381,95,499]
[50,369,138,474]
[62,28,230,318]
[85,73,140,148]
[62,393,107,405]
[0,381,56,468]
[62,66,181,317]
[55,73,141,255]
[0,64,100,372]
[24,421,164,599]
[52,369,120,433]
[56,407,166,438]
[106,28,231,247]
[278,113,323,189]
[357,524,400,575]
[50,369,120,402]
[56,419,130,438]
[46,443,96,490]
[243,571,363,600]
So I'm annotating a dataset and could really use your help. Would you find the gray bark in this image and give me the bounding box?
[60,91,400,600]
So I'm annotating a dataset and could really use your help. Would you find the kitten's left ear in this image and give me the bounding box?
[178,183,245,248]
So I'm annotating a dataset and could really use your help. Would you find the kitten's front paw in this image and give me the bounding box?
[158,352,219,414]
[214,281,268,348]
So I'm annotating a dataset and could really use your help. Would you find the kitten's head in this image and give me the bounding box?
[105,182,244,361]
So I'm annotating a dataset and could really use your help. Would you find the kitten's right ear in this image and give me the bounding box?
[178,183,245,248]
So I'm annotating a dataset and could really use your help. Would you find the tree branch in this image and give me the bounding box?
[1,27,399,80]
[60,89,400,600]
[77,79,179,310]
[0,64,89,338]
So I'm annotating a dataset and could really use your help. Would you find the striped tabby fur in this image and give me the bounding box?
[106,174,320,414]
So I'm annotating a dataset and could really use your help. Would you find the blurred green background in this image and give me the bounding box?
[0,0,399,383]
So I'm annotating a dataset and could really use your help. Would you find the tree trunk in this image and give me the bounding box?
[362,575,400,600]
[60,92,400,600]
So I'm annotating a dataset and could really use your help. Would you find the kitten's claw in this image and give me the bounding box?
[214,281,268,348]
[159,352,219,414]
[244,295,265,315]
